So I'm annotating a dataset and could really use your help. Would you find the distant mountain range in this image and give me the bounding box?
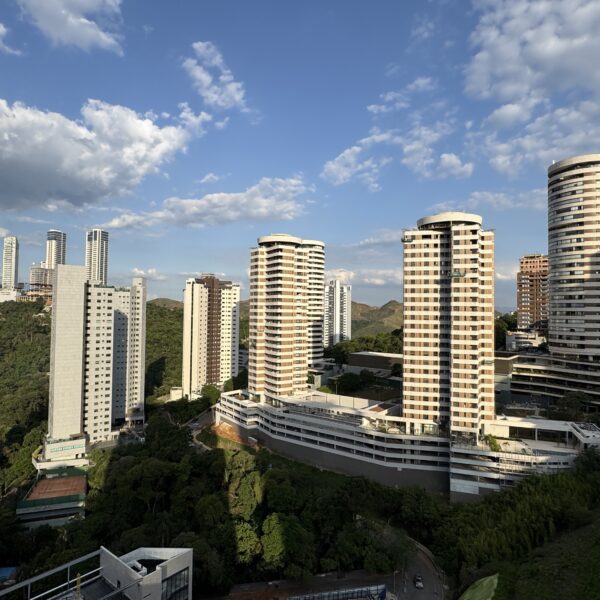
[150,297,405,340]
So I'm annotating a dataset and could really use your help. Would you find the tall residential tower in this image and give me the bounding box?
[324,279,352,347]
[402,212,495,441]
[43,230,67,270]
[248,234,324,401]
[182,275,240,398]
[41,265,146,468]
[2,235,19,289]
[517,254,548,330]
[85,228,109,285]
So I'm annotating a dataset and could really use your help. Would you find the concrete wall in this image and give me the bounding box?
[222,418,449,495]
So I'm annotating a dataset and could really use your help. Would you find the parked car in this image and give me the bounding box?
[414,575,424,590]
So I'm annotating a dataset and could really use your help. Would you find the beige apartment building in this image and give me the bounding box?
[517,253,548,330]
[402,212,495,443]
[181,275,240,398]
[248,234,324,402]
[40,266,146,469]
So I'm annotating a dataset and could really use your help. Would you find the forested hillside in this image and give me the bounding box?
[0,299,49,493]
[145,300,183,402]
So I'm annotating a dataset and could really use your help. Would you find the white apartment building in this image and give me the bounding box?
[324,279,352,347]
[182,275,240,398]
[248,234,324,402]
[402,212,495,443]
[85,228,109,285]
[43,229,67,270]
[512,154,600,405]
[2,235,19,289]
[40,265,146,469]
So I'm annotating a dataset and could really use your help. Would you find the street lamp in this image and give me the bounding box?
[393,570,399,597]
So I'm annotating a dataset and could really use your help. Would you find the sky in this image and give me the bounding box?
[1,0,599,308]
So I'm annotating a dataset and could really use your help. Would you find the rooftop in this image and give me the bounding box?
[26,475,86,501]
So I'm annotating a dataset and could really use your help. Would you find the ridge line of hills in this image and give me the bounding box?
[149,297,404,338]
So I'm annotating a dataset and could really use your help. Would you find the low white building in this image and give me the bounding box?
[506,330,546,352]
[0,546,193,600]
[215,389,600,500]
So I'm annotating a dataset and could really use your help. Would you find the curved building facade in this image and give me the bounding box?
[548,154,600,360]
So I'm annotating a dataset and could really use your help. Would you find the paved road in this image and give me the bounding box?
[225,547,445,600]
[188,408,215,451]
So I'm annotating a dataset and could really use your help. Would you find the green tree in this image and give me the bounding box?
[202,384,221,405]
[234,522,262,565]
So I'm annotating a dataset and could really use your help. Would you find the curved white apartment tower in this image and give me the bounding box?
[402,212,495,443]
[249,234,324,402]
[548,154,600,360]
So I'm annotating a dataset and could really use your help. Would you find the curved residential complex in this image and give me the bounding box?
[512,155,600,404]
[212,213,600,501]
[548,154,600,359]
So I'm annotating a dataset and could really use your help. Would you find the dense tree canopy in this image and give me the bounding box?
[325,331,403,364]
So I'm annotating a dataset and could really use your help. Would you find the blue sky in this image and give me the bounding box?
[1,0,599,308]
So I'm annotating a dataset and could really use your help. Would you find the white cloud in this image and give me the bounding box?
[484,101,600,173]
[199,172,222,184]
[17,0,123,54]
[411,15,436,42]
[322,118,467,190]
[430,188,546,212]
[466,0,600,103]
[182,40,248,111]
[0,23,22,55]
[367,76,436,114]
[327,268,403,287]
[0,227,10,237]
[103,176,308,229]
[326,268,355,285]
[438,153,474,178]
[495,262,519,281]
[177,102,212,133]
[352,229,406,247]
[132,267,167,281]
[0,98,191,210]
[321,129,400,191]
[466,0,600,170]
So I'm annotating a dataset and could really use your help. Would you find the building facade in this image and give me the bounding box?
[2,235,19,289]
[85,228,109,285]
[41,265,145,468]
[182,275,240,398]
[324,279,352,347]
[402,212,495,443]
[517,254,548,330]
[248,234,325,402]
[512,154,600,406]
[43,229,67,270]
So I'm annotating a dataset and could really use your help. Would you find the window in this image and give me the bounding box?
[161,568,189,600]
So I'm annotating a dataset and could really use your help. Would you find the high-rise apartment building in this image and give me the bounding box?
[511,154,600,403]
[43,230,67,270]
[2,235,19,289]
[85,228,109,285]
[517,254,548,330]
[248,234,324,401]
[324,279,352,347]
[548,154,600,359]
[304,240,326,366]
[402,212,495,442]
[41,265,145,468]
[182,275,240,398]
